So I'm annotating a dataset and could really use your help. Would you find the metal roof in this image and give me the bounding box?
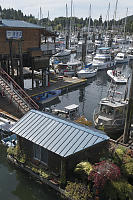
[10,110,109,158]
[0,19,43,29]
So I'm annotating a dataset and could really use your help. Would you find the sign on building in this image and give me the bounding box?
[6,31,23,40]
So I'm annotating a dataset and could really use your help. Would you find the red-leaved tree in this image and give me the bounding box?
[88,161,121,189]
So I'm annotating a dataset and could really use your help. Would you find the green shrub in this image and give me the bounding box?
[124,162,133,176]
[65,181,92,200]
[74,162,93,176]
[102,179,133,200]
[7,145,26,164]
[115,145,126,160]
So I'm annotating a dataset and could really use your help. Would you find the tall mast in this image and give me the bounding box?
[107,2,110,30]
[88,4,91,39]
[113,0,118,30]
[124,8,128,39]
[69,0,73,47]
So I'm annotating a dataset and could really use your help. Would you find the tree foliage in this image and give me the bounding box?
[88,160,121,189]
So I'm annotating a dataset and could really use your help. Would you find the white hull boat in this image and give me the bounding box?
[107,70,127,84]
[93,85,128,134]
[77,67,97,78]
[114,53,129,64]
[92,47,114,70]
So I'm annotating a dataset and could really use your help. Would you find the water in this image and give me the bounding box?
[0,57,133,200]
[0,145,60,200]
[51,62,132,123]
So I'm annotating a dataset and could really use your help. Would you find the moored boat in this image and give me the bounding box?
[114,52,129,64]
[92,47,114,70]
[107,70,127,84]
[77,66,97,79]
[93,84,128,134]
[32,90,61,104]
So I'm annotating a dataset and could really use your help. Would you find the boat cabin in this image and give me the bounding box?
[100,99,128,120]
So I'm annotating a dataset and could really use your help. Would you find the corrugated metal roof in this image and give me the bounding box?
[10,110,109,158]
[0,19,43,29]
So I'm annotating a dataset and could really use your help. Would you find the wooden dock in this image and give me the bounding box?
[26,76,87,97]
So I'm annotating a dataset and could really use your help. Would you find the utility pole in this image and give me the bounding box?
[123,68,133,143]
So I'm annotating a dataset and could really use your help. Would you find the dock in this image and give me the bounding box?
[26,76,87,97]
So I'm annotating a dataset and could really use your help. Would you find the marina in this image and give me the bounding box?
[0,1,133,199]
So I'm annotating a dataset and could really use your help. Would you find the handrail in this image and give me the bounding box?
[0,68,39,110]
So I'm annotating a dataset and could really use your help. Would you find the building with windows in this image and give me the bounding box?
[0,18,56,88]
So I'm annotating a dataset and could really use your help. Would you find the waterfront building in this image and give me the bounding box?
[0,17,56,88]
[10,109,110,181]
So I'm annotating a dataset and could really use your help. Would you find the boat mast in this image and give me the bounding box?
[113,0,118,31]
[124,8,128,40]
[86,4,91,57]
[107,2,110,31]
[69,0,73,47]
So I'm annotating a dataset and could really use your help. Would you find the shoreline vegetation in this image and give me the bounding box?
[6,140,133,200]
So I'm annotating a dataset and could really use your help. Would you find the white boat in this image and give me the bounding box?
[107,70,127,84]
[77,66,98,79]
[53,49,71,57]
[93,84,128,134]
[127,47,133,60]
[92,47,114,70]
[56,60,82,76]
[114,52,129,64]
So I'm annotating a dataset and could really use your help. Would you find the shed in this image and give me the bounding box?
[10,109,110,178]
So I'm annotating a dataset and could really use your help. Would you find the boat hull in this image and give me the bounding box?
[77,68,97,78]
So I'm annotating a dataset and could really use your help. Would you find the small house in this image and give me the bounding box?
[10,110,110,180]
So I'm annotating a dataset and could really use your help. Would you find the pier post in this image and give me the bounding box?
[60,159,66,187]
[18,40,24,89]
[123,68,133,143]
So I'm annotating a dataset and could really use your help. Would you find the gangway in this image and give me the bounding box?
[0,68,39,114]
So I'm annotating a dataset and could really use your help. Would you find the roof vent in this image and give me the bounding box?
[0,12,2,24]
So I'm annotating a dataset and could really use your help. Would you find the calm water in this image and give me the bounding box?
[0,57,133,200]
[0,145,60,200]
[51,62,132,123]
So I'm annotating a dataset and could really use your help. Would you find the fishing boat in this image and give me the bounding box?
[107,70,127,84]
[114,52,129,64]
[92,47,114,70]
[93,84,128,134]
[32,90,61,104]
[77,65,98,79]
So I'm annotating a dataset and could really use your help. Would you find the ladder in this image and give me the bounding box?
[0,68,39,114]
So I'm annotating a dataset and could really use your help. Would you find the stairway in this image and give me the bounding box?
[0,68,39,114]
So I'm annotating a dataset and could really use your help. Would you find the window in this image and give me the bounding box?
[34,144,41,160]
[33,144,48,165]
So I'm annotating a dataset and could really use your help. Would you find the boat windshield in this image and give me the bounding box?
[100,105,114,115]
